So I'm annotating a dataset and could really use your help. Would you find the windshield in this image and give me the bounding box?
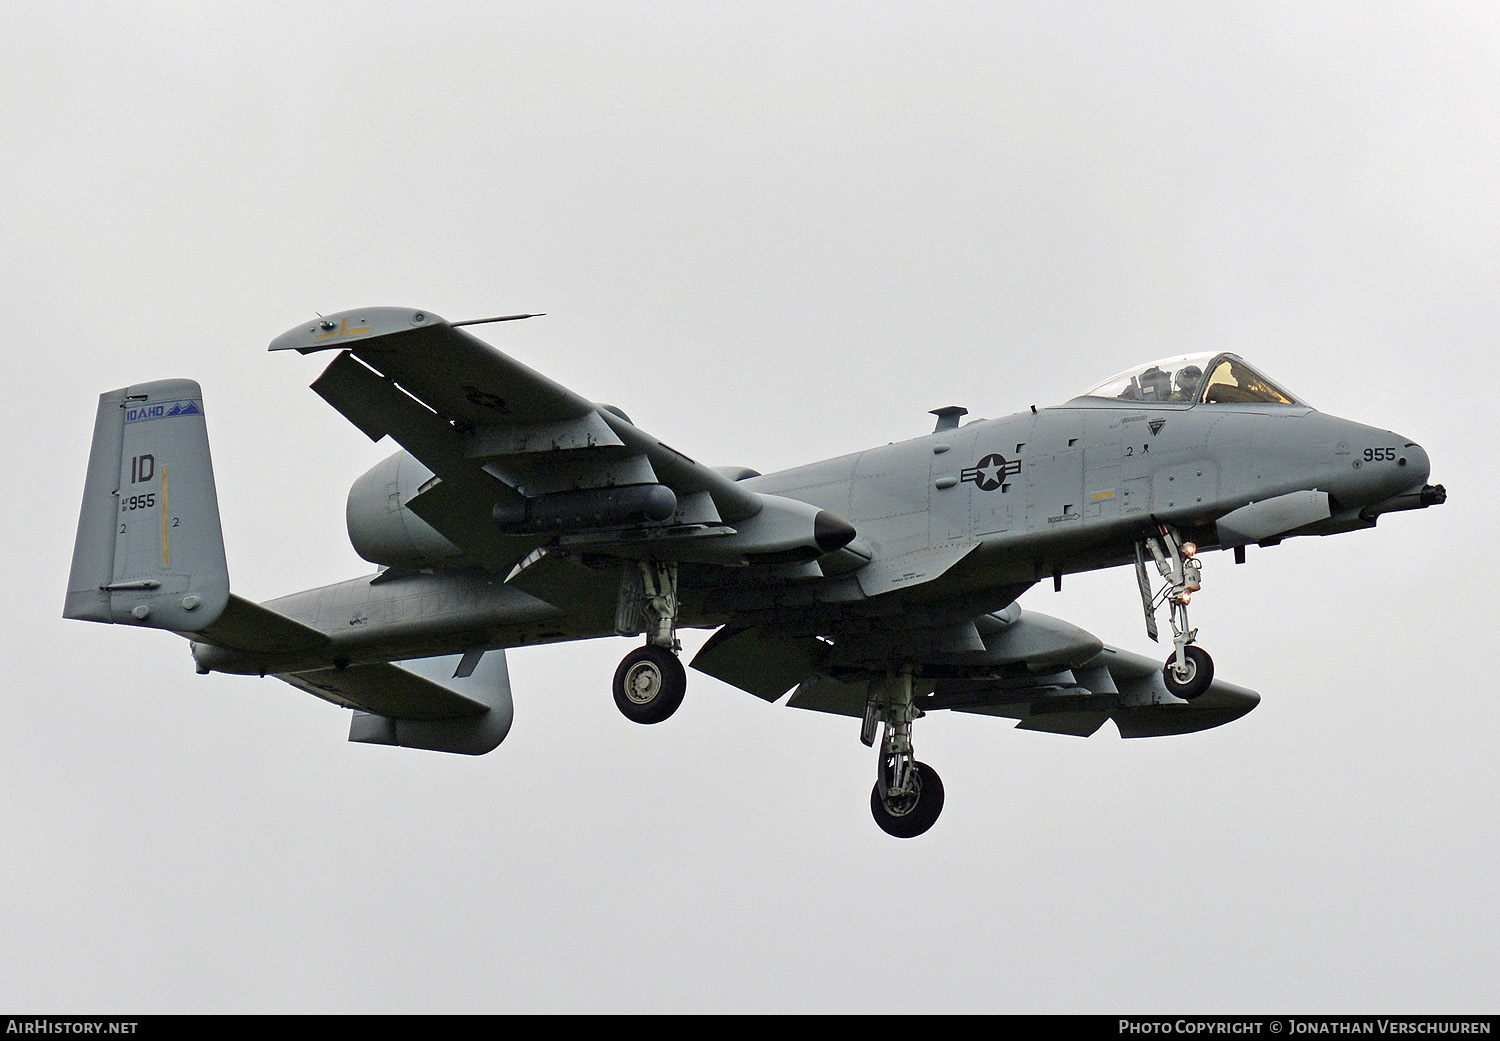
[1080,353,1304,406]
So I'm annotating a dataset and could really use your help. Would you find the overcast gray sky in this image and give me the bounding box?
[3,1,1496,1013]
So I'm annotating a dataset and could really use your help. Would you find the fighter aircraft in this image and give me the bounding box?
[64,308,1445,836]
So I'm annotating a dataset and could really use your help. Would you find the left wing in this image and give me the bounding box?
[783,641,1259,738]
[694,607,1259,739]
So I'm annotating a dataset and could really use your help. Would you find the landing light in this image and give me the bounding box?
[1183,542,1197,557]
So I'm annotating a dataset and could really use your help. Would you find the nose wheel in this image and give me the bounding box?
[1161,643,1214,700]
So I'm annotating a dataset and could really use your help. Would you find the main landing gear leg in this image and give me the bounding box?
[612,561,686,724]
[862,668,944,838]
[1135,523,1214,700]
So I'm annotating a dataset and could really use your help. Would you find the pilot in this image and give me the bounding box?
[1170,364,1203,403]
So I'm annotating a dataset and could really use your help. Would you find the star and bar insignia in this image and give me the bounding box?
[960,453,1022,491]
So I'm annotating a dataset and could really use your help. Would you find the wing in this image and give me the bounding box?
[695,606,1259,739]
[271,307,850,574]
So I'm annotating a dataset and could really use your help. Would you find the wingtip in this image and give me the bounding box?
[267,307,446,352]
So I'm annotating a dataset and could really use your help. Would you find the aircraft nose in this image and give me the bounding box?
[1351,436,1446,521]
[1364,437,1429,501]
[1400,440,1431,486]
[1333,423,1433,507]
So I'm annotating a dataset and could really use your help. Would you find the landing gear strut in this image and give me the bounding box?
[862,668,944,837]
[611,561,687,724]
[1136,523,1214,700]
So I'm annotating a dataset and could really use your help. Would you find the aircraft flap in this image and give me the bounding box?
[311,349,532,573]
[1014,709,1110,737]
[691,626,830,701]
[786,675,870,717]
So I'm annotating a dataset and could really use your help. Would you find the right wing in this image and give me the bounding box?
[271,308,851,574]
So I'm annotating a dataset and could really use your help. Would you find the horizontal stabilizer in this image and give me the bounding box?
[193,594,329,655]
[278,650,513,756]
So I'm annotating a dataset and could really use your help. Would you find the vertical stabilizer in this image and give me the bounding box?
[64,379,230,631]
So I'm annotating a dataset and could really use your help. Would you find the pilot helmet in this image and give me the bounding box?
[1174,364,1203,394]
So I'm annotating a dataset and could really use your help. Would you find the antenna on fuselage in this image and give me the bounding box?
[929,406,968,433]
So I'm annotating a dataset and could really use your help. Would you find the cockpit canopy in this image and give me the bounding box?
[1079,352,1305,407]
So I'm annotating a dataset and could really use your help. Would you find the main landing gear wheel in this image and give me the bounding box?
[613,644,687,724]
[870,761,945,839]
[1162,644,1214,701]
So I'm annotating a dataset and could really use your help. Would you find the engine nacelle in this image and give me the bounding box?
[708,493,857,563]
[347,452,857,569]
[346,451,464,568]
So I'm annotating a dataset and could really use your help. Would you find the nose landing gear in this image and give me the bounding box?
[1136,523,1214,700]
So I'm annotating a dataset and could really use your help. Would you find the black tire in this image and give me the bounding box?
[612,644,687,724]
[1162,644,1214,701]
[870,761,945,838]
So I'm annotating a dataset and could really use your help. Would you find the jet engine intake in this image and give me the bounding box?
[346,451,464,568]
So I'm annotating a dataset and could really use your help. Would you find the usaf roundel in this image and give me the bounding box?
[961,453,1021,491]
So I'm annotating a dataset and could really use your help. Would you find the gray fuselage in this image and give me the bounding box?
[192,395,1429,677]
